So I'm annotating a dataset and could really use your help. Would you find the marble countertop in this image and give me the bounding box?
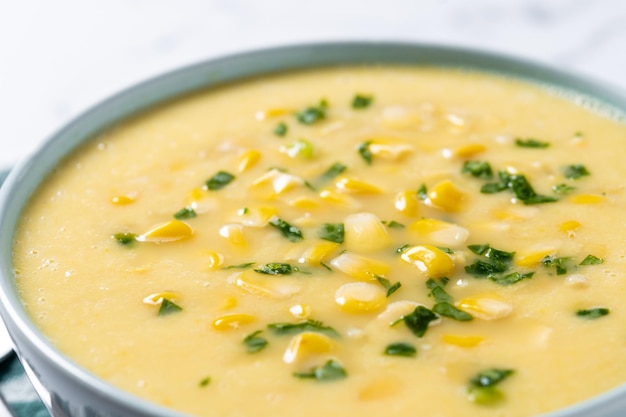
[1,0,625,169]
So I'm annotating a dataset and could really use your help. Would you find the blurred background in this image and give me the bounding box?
[1,0,625,169]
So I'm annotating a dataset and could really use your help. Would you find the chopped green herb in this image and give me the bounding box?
[204,171,235,191]
[173,207,197,220]
[352,94,374,109]
[268,319,339,337]
[221,262,255,270]
[465,259,508,276]
[384,342,416,357]
[432,302,473,321]
[269,217,304,242]
[158,299,183,316]
[374,275,402,297]
[296,100,327,125]
[468,244,514,263]
[238,207,249,215]
[574,131,584,137]
[552,183,576,195]
[541,256,571,275]
[515,138,550,148]
[396,244,410,254]
[293,359,347,381]
[312,162,347,188]
[437,246,454,254]
[199,377,211,387]
[254,263,294,275]
[467,368,514,405]
[426,278,453,304]
[113,232,137,246]
[481,171,557,204]
[274,122,288,137]
[399,306,438,338]
[462,161,494,179]
[576,307,610,319]
[489,271,534,286]
[283,138,315,159]
[470,368,514,388]
[564,164,590,179]
[243,330,268,353]
[417,184,428,200]
[318,223,345,244]
[580,255,605,265]
[320,262,332,271]
[383,220,405,229]
[357,141,373,165]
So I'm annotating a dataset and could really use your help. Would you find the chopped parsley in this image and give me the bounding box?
[383,220,405,229]
[312,162,347,188]
[296,100,327,125]
[481,171,557,205]
[465,259,508,276]
[468,244,514,263]
[254,263,294,275]
[396,244,410,254]
[158,299,183,316]
[352,94,373,109]
[173,207,197,220]
[426,278,452,304]
[269,217,304,242]
[576,307,610,319]
[417,184,428,200]
[198,377,211,387]
[384,342,416,357]
[462,161,493,179]
[489,271,534,286]
[432,302,473,321]
[374,275,402,297]
[204,171,235,191]
[221,262,255,270]
[113,232,137,246]
[318,223,345,243]
[284,138,315,159]
[467,368,514,405]
[268,319,339,337]
[293,359,347,381]
[564,164,590,179]
[437,247,454,254]
[552,183,576,195]
[274,122,288,137]
[515,138,550,148]
[541,256,571,275]
[357,141,373,165]
[243,330,268,353]
[580,255,604,265]
[397,305,439,338]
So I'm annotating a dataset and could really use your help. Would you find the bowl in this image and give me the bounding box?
[1,42,626,417]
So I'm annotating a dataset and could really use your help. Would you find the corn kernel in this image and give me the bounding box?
[204,251,224,270]
[283,332,333,365]
[252,169,304,196]
[441,334,484,347]
[142,291,179,305]
[298,241,340,265]
[569,194,605,204]
[427,180,465,212]
[368,142,414,160]
[335,282,387,313]
[452,144,486,158]
[394,190,419,217]
[515,248,556,267]
[329,252,389,281]
[212,313,255,330]
[319,189,361,209]
[219,224,246,246]
[401,245,455,277]
[409,218,469,247]
[237,150,261,172]
[456,295,512,320]
[289,304,312,319]
[289,196,319,209]
[138,220,193,243]
[234,270,301,298]
[335,177,382,194]
[255,108,290,120]
[221,296,238,310]
[111,194,136,205]
[235,206,278,227]
[344,212,391,253]
[560,220,581,233]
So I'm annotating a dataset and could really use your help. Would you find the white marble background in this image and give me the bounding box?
[1,0,625,169]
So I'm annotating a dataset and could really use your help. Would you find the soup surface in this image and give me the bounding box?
[12,66,626,417]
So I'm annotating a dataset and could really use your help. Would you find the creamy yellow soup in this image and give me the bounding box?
[13,66,626,417]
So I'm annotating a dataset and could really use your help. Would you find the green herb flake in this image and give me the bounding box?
[293,359,347,381]
[541,256,571,275]
[158,299,183,316]
[296,100,327,125]
[399,305,438,338]
[580,255,605,265]
[396,244,410,254]
[268,319,339,337]
[552,183,576,195]
[432,302,473,321]
[564,164,590,179]
[173,207,197,220]
[204,171,235,191]
[284,138,315,159]
[243,330,269,353]
[221,262,255,270]
[312,162,347,188]
[357,141,373,165]
[437,247,454,254]
[384,342,416,357]
[462,161,494,179]
[417,184,428,200]
[467,368,514,405]
[198,377,211,387]
[576,307,610,319]
[374,275,402,297]
[269,217,304,242]
[274,122,288,137]
[515,138,550,148]
[489,271,534,286]
[113,232,137,246]
[468,244,514,263]
[465,259,508,276]
[238,207,249,215]
[254,263,294,275]
[352,94,374,109]
[383,220,405,229]
[481,171,557,204]
[318,223,345,244]
[426,278,453,304]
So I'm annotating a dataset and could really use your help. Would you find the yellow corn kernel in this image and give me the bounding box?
[234,270,301,298]
[335,282,387,313]
[368,142,414,160]
[409,218,469,247]
[219,224,246,246]
[456,295,512,320]
[329,252,389,281]
[236,206,278,227]
[142,291,179,305]
[401,245,455,277]
[515,248,555,267]
[394,190,419,217]
[221,296,238,310]
[212,313,255,330]
[283,332,333,365]
[335,177,382,194]
[138,220,193,243]
[252,168,304,196]
[344,212,392,253]
[289,196,319,209]
[569,194,605,204]
[441,334,484,348]
[204,251,224,270]
[111,194,136,205]
[560,220,581,233]
[298,241,340,265]
[443,144,486,159]
[427,180,465,212]
[186,188,205,206]
[319,189,360,209]
[289,304,312,319]
[255,108,290,120]
[237,150,261,172]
